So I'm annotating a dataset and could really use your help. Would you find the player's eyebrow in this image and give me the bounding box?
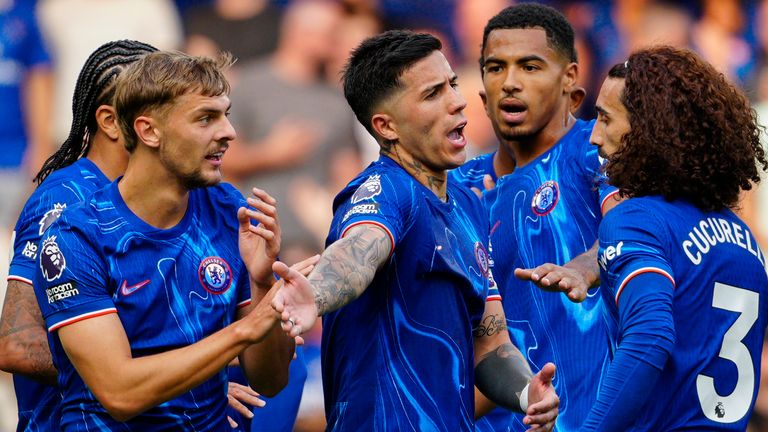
[193,102,232,116]
[420,74,458,99]
[515,54,546,65]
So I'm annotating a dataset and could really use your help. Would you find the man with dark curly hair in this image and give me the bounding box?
[584,45,768,430]
[470,4,621,431]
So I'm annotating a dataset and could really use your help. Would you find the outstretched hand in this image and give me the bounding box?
[514,264,591,303]
[238,188,281,287]
[271,261,318,337]
[523,362,559,431]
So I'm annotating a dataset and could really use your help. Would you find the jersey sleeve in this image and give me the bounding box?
[332,172,410,251]
[9,182,94,284]
[32,213,115,332]
[598,202,675,308]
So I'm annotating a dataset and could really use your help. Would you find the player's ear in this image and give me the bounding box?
[371,113,398,142]
[95,105,120,141]
[134,116,161,149]
[563,62,578,94]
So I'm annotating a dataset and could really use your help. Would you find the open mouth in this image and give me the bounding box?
[500,99,527,123]
[205,151,224,163]
[447,122,467,147]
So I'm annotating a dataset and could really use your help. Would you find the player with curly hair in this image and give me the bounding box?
[584,45,768,430]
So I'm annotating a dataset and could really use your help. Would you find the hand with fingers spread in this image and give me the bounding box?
[238,187,281,287]
[271,261,318,337]
[522,363,559,432]
[226,381,265,428]
[514,264,593,303]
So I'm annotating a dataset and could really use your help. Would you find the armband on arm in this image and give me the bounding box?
[474,343,533,413]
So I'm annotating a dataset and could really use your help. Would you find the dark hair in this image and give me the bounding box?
[114,51,234,152]
[342,30,441,136]
[34,40,157,185]
[606,46,768,211]
[480,3,577,72]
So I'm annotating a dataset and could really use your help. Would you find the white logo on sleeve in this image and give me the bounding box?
[38,203,66,235]
[351,175,382,204]
[598,241,624,271]
[22,241,38,259]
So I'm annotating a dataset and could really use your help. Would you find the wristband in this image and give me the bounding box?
[519,382,530,412]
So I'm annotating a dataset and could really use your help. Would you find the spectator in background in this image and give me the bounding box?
[624,1,693,50]
[225,0,360,260]
[37,0,182,143]
[0,0,53,229]
[324,11,381,165]
[691,0,753,85]
[184,0,283,87]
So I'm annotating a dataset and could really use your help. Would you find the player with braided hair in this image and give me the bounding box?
[33,39,157,185]
[0,40,156,431]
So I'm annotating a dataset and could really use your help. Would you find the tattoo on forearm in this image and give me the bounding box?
[0,281,57,383]
[473,313,508,338]
[310,227,391,315]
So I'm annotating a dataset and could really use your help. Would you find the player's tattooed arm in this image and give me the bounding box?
[310,224,392,315]
[473,301,559,427]
[473,312,508,338]
[0,280,57,385]
[475,342,533,412]
[271,224,392,337]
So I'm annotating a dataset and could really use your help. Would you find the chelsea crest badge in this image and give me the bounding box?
[531,180,559,216]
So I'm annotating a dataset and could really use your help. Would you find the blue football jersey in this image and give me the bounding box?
[321,156,499,432]
[479,119,617,432]
[598,196,768,430]
[449,151,497,191]
[33,180,252,431]
[7,158,110,432]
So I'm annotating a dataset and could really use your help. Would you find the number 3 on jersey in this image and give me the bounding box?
[697,282,759,423]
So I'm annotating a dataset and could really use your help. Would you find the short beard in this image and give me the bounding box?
[179,170,220,190]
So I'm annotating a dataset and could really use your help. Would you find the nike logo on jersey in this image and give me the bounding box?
[120,279,150,296]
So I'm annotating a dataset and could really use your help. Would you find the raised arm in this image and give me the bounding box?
[0,279,57,384]
[233,188,297,395]
[473,300,559,431]
[271,223,392,336]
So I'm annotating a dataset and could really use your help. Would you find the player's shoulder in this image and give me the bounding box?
[561,118,596,157]
[604,196,659,221]
[449,152,495,186]
[34,159,108,197]
[191,182,247,221]
[455,152,494,174]
[601,196,671,238]
[17,161,110,233]
[203,182,245,201]
[334,158,412,210]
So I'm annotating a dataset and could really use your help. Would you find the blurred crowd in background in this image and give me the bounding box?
[2,0,768,430]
